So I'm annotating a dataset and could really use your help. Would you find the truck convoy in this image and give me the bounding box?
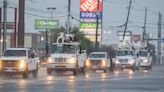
[0,48,39,78]
[47,33,86,75]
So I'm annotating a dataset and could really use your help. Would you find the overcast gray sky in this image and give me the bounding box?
[0,0,164,44]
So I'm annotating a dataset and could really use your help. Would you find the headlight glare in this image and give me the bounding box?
[85,60,90,66]
[69,58,75,64]
[0,60,2,69]
[128,59,135,64]
[47,58,53,63]
[101,60,107,67]
[19,60,26,69]
[143,59,148,63]
[115,60,120,64]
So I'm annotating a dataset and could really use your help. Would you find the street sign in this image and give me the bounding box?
[35,19,59,29]
[0,22,15,29]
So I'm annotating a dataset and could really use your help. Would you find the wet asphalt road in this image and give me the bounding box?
[0,65,164,92]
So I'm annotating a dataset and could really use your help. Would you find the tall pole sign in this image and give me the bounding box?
[80,0,103,42]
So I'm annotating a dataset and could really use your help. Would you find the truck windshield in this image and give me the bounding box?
[139,51,147,57]
[89,54,106,58]
[2,50,26,57]
[51,44,75,54]
[117,51,133,56]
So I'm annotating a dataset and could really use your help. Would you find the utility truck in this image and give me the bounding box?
[47,33,86,75]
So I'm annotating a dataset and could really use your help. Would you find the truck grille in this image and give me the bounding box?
[55,58,67,63]
[89,60,102,65]
[119,59,128,63]
[2,60,19,67]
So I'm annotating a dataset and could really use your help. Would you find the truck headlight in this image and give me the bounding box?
[85,60,90,67]
[0,60,2,69]
[115,60,120,64]
[143,59,148,63]
[128,59,135,64]
[101,60,107,67]
[69,58,76,64]
[47,58,53,63]
[19,60,26,69]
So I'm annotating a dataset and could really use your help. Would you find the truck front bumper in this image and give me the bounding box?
[0,67,26,75]
[47,63,76,70]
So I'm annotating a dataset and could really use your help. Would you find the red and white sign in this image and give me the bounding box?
[80,0,102,12]
[132,35,141,42]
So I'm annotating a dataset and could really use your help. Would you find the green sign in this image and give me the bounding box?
[35,19,59,29]
[80,23,101,29]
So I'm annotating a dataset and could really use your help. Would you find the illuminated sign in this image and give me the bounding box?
[80,0,102,12]
[35,19,59,29]
[80,12,102,19]
[80,23,101,29]
[80,0,103,42]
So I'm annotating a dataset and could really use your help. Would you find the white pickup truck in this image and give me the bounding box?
[0,48,39,78]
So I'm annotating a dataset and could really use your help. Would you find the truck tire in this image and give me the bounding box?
[104,68,108,73]
[47,68,52,75]
[33,69,38,78]
[23,71,28,79]
[132,66,135,71]
[73,66,78,75]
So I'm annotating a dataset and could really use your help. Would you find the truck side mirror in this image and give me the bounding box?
[31,53,35,58]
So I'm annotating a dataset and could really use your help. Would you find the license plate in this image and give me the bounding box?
[5,69,15,72]
[93,65,97,68]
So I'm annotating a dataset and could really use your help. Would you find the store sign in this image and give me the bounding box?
[132,35,141,42]
[80,0,102,12]
[80,0,103,42]
[0,22,15,29]
[80,23,101,29]
[80,12,102,19]
[117,31,132,36]
[35,19,59,29]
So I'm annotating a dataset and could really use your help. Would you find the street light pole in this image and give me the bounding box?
[47,7,56,43]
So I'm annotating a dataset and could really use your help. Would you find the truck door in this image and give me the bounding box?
[28,50,36,70]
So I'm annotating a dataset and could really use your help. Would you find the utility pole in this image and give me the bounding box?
[14,8,17,48]
[2,0,7,51]
[142,7,147,42]
[45,29,48,58]
[158,12,162,64]
[122,0,132,41]
[67,0,71,34]
[0,8,2,52]
[95,0,100,50]
[18,0,25,47]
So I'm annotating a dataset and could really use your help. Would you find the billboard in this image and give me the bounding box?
[117,31,132,42]
[35,19,59,29]
[80,0,103,42]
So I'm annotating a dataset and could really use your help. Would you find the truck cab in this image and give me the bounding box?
[0,48,38,78]
[138,49,152,70]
